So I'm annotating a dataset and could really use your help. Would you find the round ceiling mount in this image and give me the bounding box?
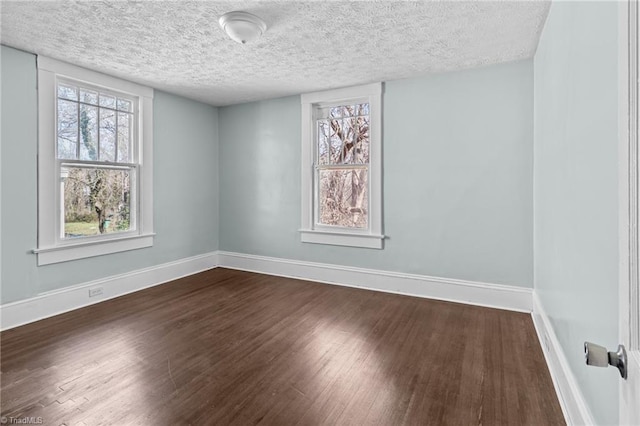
[219,11,267,45]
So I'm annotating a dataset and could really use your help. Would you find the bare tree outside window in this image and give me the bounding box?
[62,168,131,237]
[316,103,370,228]
[57,82,135,238]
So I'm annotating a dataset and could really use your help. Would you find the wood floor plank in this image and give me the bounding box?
[1,268,565,425]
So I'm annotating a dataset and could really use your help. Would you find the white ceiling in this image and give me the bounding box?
[0,1,550,107]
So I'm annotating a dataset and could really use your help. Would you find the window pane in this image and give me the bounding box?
[99,108,116,161]
[318,120,329,165]
[62,166,132,238]
[58,84,77,101]
[57,99,78,159]
[355,116,369,164]
[117,98,132,112]
[99,94,116,109]
[330,107,342,118]
[117,112,131,162]
[356,103,370,116]
[342,105,355,117]
[329,120,342,164]
[79,104,98,161]
[342,117,356,164]
[80,89,98,105]
[318,168,368,229]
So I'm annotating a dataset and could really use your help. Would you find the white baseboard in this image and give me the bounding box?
[531,293,595,426]
[1,250,532,331]
[217,251,532,313]
[0,252,218,331]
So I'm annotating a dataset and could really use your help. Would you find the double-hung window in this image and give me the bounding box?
[300,83,383,249]
[35,57,154,265]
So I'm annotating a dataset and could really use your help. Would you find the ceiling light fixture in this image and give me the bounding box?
[219,11,267,45]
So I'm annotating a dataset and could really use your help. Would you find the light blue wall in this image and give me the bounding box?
[219,59,533,287]
[1,46,38,303]
[0,45,219,304]
[534,2,619,424]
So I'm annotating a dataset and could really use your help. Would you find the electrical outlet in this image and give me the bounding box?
[88,287,103,298]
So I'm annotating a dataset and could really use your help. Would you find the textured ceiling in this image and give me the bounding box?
[0,1,550,107]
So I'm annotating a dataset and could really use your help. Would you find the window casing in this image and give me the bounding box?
[35,57,154,265]
[300,83,383,249]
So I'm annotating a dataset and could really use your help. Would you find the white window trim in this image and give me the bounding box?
[35,56,154,265]
[300,83,383,249]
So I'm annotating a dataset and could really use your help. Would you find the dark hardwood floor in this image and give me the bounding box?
[1,268,564,425]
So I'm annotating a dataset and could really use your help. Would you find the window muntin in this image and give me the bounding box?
[314,102,370,230]
[55,80,138,241]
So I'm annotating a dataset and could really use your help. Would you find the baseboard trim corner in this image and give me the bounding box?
[0,251,219,331]
[531,293,595,426]
[217,251,532,313]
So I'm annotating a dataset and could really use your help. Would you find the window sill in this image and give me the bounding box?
[299,229,384,249]
[34,233,155,266]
